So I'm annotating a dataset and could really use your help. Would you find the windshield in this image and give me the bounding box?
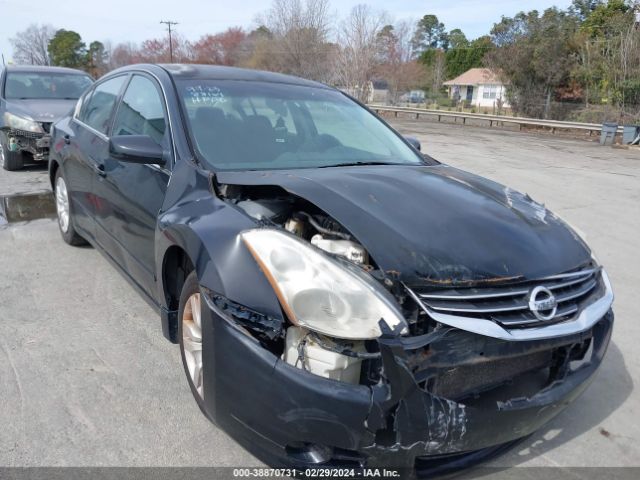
[176,80,425,171]
[4,72,93,100]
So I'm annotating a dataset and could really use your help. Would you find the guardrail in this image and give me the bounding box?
[368,105,624,137]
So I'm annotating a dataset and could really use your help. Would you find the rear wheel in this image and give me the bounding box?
[0,133,24,171]
[54,168,86,246]
[178,271,208,415]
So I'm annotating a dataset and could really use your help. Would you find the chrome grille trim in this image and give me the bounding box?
[405,269,614,342]
[415,268,599,325]
[498,304,579,326]
[418,268,597,301]
[537,267,601,281]
[428,301,529,314]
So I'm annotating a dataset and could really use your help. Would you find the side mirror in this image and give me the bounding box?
[404,136,421,151]
[109,135,166,165]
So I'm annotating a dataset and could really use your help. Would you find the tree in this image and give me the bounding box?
[137,34,192,63]
[486,8,580,118]
[334,4,387,102]
[241,26,282,72]
[376,22,425,103]
[87,41,108,77]
[580,0,630,37]
[412,14,447,53]
[48,30,86,68]
[420,48,447,94]
[108,42,141,69]
[570,0,605,20]
[191,27,247,65]
[9,24,55,65]
[572,1,638,111]
[258,0,334,81]
[444,35,494,79]
[447,29,469,49]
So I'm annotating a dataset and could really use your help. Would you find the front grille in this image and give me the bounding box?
[413,266,601,329]
[9,128,45,139]
[429,349,551,399]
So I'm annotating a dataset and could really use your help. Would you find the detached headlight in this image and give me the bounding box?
[3,112,43,133]
[241,229,407,340]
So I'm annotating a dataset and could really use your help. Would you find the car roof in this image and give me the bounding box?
[3,65,90,76]
[109,63,332,90]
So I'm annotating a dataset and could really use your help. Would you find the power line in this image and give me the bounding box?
[160,20,179,62]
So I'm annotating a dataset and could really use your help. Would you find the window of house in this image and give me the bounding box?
[483,85,498,100]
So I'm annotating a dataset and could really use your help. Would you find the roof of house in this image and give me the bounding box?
[443,68,502,86]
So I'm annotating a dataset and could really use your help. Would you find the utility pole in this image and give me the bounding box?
[160,20,179,62]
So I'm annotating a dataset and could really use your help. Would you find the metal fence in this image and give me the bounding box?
[368,105,625,137]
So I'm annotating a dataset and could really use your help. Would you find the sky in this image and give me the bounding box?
[0,0,574,64]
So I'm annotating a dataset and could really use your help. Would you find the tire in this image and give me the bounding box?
[54,167,86,246]
[178,270,209,417]
[0,132,24,171]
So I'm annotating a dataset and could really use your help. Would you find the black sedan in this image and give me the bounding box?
[48,64,614,475]
[1,65,93,170]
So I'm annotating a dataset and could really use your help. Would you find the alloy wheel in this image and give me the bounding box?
[55,176,70,233]
[182,292,204,399]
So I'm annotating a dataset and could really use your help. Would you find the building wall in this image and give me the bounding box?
[448,83,510,109]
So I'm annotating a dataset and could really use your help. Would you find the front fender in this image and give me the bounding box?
[155,164,284,323]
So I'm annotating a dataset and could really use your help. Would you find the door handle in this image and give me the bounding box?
[92,162,106,177]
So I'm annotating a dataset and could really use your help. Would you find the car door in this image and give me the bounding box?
[93,74,172,297]
[62,75,128,241]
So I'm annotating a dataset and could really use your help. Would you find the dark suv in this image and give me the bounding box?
[0,65,92,170]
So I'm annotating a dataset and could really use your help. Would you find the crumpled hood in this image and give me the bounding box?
[5,99,76,123]
[217,165,591,285]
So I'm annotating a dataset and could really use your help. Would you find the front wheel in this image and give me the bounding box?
[54,168,86,246]
[0,133,24,171]
[178,271,208,415]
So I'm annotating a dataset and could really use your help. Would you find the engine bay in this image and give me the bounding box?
[215,181,409,384]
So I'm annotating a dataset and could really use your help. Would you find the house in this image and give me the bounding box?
[443,68,509,109]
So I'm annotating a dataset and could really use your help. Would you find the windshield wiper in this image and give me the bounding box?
[318,161,398,168]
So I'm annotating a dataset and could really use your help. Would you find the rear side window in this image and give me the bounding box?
[112,75,167,146]
[79,75,127,135]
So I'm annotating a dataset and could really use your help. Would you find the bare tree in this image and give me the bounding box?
[10,24,56,65]
[376,21,425,104]
[334,4,387,102]
[107,42,140,70]
[258,0,334,81]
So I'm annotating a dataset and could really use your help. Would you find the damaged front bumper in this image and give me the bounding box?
[4,128,51,161]
[201,293,614,475]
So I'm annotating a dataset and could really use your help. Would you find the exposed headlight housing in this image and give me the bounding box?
[3,111,44,133]
[241,229,407,340]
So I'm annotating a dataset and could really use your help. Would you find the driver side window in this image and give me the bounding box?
[112,75,168,148]
[78,75,127,135]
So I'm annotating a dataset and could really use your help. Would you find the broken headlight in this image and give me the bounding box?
[3,112,44,133]
[241,229,406,340]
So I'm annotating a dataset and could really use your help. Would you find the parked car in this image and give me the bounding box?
[0,65,93,171]
[48,64,614,475]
